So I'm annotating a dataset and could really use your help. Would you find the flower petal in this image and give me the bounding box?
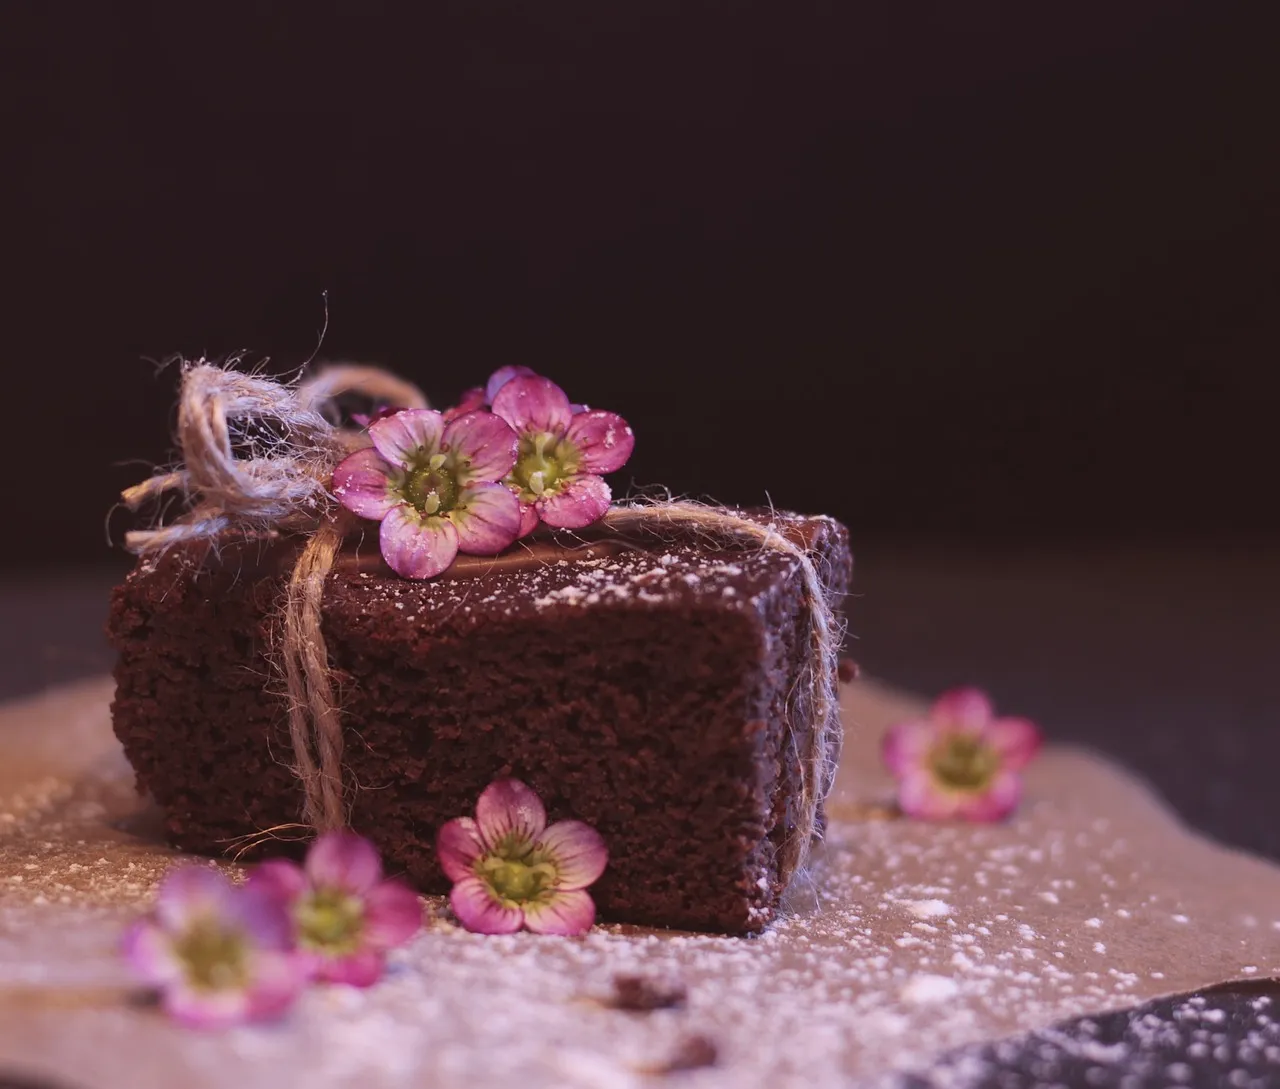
[232,884,301,950]
[516,500,540,538]
[305,832,384,896]
[153,866,237,931]
[362,880,424,949]
[491,375,572,435]
[449,876,524,934]
[436,817,487,882]
[369,408,446,467]
[955,772,1022,822]
[443,410,519,483]
[243,949,308,1017]
[538,820,607,891]
[379,506,459,579]
[484,365,538,404]
[475,778,548,850]
[443,386,486,422]
[985,717,1043,770]
[164,983,253,1030]
[896,771,961,821]
[451,482,522,556]
[332,447,399,521]
[881,719,934,776]
[536,475,611,530]
[563,411,635,474]
[933,687,994,733]
[245,858,309,908]
[121,920,182,986]
[312,949,386,988]
[522,890,596,936]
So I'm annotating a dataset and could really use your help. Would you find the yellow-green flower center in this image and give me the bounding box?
[402,452,460,515]
[510,432,578,501]
[477,838,558,905]
[174,918,250,992]
[296,888,365,955]
[930,735,998,791]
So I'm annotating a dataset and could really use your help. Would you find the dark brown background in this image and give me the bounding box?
[4,7,1280,1083]
[7,2,1278,572]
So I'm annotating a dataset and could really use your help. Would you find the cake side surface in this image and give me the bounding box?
[107,515,851,933]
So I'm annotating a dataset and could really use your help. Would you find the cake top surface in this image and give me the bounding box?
[126,512,849,630]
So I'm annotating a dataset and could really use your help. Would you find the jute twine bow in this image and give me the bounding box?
[122,361,843,879]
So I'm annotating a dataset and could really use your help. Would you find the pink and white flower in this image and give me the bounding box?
[436,779,608,936]
[332,408,523,579]
[882,687,1042,822]
[490,375,634,535]
[248,832,423,987]
[121,866,305,1029]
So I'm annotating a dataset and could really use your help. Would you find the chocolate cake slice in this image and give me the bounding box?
[107,514,851,934]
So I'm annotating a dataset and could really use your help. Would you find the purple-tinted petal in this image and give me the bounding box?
[881,719,934,776]
[436,816,487,882]
[896,771,961,821]
[443,386,486,422]
[121,920,182,986]
[153,866,237,932]
[522,890,596,936]
[955,772,1022,822]
[379,505,459,579]
[536,474,611,530]
[164,983,253,1030]
[231,885,298,950]
[245,858,309,908]
[305,832,384,896]
[362,880,424,949]
[985,716,1042,770]
[475,778,547,850]
[369,408,446,468]
[242,949,308,1017]
[563,411,635,474]
[538,820,607,891]
[449,876,525,934]
[332,447,399,521]
[933,687,994,733]
[443,411,519,483]
[491,375,572,436]
[450,481,522,556]
[484,365,537,404]
[516,500,540,538]
[312,949,386,988]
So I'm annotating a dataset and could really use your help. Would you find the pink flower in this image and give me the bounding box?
[441,385,487,422]
[121,866,306,1029]
[436,779,608,936]
[443,366,592,422]
[248,833,423,987]
[490,375,634,536]
[331,408,523,579]
[882,688,1042,822]
[442,366,557,422]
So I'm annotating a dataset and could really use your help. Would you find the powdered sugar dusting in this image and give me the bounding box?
[1,678,1279,1089]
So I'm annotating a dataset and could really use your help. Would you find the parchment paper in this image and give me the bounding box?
[1,676,1277,1088]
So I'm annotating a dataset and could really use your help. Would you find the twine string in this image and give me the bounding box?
[122,360,427,834]
[602,504,843,878]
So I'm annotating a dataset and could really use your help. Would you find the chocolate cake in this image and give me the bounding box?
[107,514,851,934]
